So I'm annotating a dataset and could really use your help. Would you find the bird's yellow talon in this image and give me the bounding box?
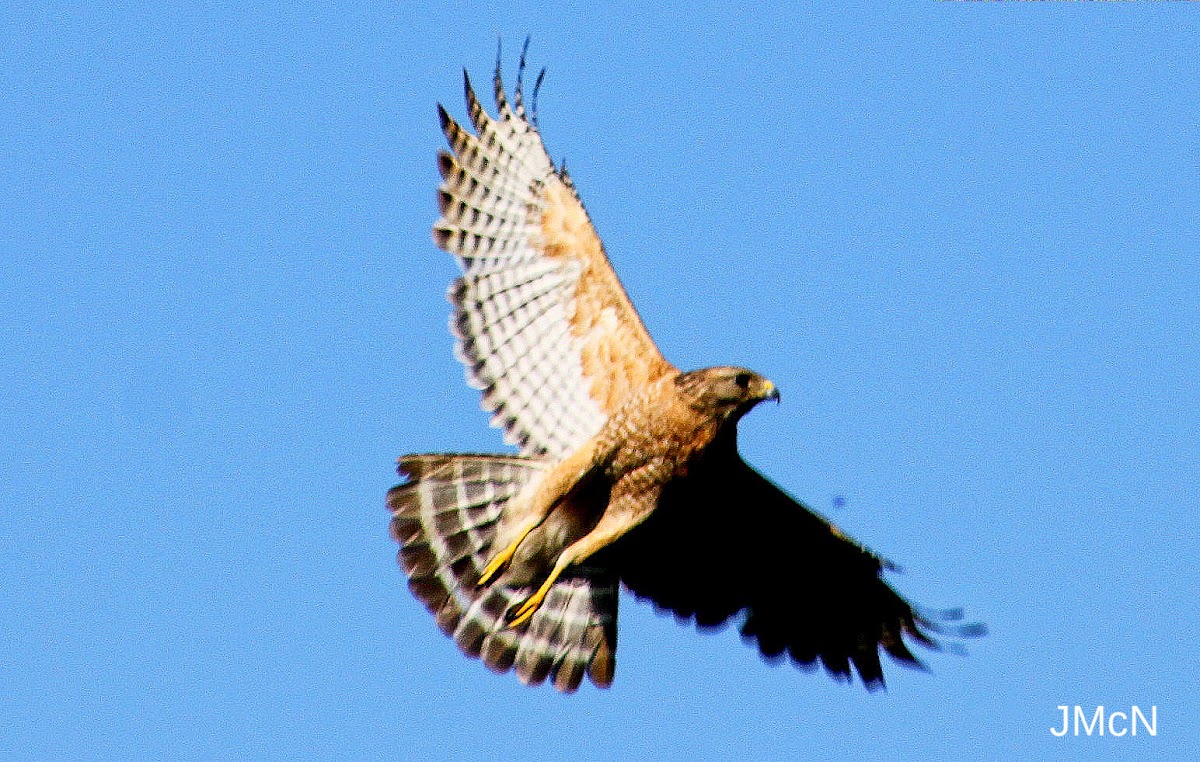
[506,596,541,629]
[478,523,542,587]
[477,543,517,587]
[505,568,562,628]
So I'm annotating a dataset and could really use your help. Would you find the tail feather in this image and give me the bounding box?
[387,453,618,692]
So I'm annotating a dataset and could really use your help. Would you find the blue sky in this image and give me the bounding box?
[3,2,1198,760]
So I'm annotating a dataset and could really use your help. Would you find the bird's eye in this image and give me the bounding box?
[734,372,752,389]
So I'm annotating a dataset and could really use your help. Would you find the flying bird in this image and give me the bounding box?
[388,44,981,693]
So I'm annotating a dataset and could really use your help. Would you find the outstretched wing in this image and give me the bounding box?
[433,49,675,459]
[607,433,979,689]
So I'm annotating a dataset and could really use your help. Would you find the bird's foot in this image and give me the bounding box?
[505,569,561,628]
[476,542,519,588]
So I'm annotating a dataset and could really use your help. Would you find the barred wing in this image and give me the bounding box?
[434,53,675,459]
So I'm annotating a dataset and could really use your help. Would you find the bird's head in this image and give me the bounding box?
[674,366,780,422]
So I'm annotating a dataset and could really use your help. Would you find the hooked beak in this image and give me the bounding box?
[761,379,781,404]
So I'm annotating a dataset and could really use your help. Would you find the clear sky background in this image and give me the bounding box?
[3,2,1197,760]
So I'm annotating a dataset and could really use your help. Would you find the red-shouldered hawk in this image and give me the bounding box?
[388,43,983,693]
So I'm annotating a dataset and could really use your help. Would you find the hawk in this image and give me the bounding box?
[389,44,981,693]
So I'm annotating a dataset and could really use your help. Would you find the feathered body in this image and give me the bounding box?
[389,44,982,693]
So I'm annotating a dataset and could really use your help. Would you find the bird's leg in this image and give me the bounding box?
[506,489,655,628]
[477,436,606,588]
